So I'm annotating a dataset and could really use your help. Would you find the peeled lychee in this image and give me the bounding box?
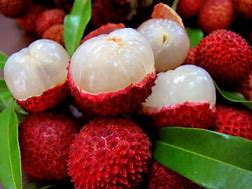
[68,28,156,115]
[148,161,200,189]
[143,65,216,129]
[20,112,78,180]
[68,118,151,189]
[195,29,252,88]
[138,19,190,72]
[4,39,70,112]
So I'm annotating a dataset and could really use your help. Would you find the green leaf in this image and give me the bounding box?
[154,127,252,189]
[0,51,8,69]
[215,82,252,110]
[64,0,92,55]
[24,183,54,189]
[186,28,204,47]
[0,104,22,189]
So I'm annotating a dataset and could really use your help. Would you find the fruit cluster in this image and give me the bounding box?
[1,1,252,189]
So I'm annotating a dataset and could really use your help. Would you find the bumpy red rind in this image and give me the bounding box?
[81,23,125,43]
[68,118,151,189]
[148,161,201,189]
[213,105,252,140]
[183,47,197,65]
[238,71,252,101]
[0,0,31,18]
[20,112,78,180]
[36,8,65,36]
[17,81,69,112]
[195,29,252,88]
[68,71,156,116]
[177,0,204,19]
[143,101,215,129]
[198,0,234,33]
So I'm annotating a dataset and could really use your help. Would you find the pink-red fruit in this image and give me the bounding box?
[0,0,31,18]
[20,112,78,180]
[177,0,204,19]
[68,118,152,189]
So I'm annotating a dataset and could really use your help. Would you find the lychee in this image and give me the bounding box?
[148,161,200,189]
[42,24,64,45]
[195,29,252,88]
[68,118,151,189]
[16,4,46,33]
[238,71,252,100]
[138,19,190,72]
[4,39,70,112]
[183,47,197,65]
[68,28,156,115]
[198,0,234,33]
[20,112,78,180]
[143,65,216,129]
[213,105,252,140]
[0,0,31,18]
[177,0,204,20]
[36,9,65,37]
[234,0,252,20]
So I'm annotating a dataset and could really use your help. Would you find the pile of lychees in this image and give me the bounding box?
[1,1,252,189]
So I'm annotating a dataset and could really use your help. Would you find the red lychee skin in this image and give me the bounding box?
[238,71,252,100]
[195,29,252,89]
[17,81,69,113]
[68,71,156,116]
[177,0,204,19]
[68,118,152,189]
[198,0,234,33]
[36,9,65,37]
[143,101,215,129]
[0,0,31,18]
[42,24,64,45]
[20,112,78,180]
[213,105,252,140]
[234,0,252,20]
[183,47,197,65]
[81,23,125,44]
[16,4,46,33]
[148,161,201,189]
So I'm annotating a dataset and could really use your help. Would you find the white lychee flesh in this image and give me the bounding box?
[4,39,70,100]
[143,65,216,109]
[70,28,155,93]
[138,18,190,72]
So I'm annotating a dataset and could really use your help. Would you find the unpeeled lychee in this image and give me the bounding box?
[36,9,65,36]
[213,105,252,140]
[143,65,216,129]
[16,4,46,33]
[195,29,252,88]
[20,112,78,180]
[68,118,151,189]
[42,24,64,45]
[238,71,252,100]
[198,0,234,33]
[4,39,70,112]
[68,28,156,115]
[234,0,252,20]
[0,0,31,18]
[177,0,204,19]
[183,47,197,65]
[148,161,200,189]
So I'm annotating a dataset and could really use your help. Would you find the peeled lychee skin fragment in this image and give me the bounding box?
[148,161,200,189]
[20,112,78,180]
[195,29,252,88]
[68,118,152,189]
